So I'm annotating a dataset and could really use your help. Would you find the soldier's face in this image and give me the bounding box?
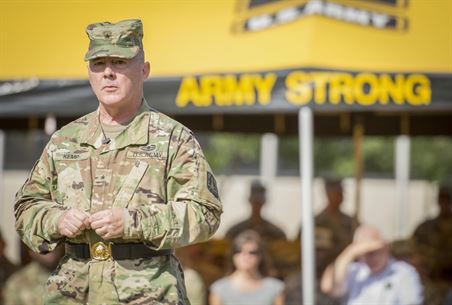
[327,188,343,209]
[88,55,150,109]
[249,195,265,215]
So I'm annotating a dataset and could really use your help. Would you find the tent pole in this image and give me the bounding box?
[299,107,315,305]
[353,121,364,226]
[0,130,7,253]
[0,130,4,211]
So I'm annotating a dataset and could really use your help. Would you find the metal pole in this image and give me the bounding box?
[299,107,315,305]
[395,135,410,239]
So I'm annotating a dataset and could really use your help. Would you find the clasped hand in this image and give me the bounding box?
[57,208,124,240]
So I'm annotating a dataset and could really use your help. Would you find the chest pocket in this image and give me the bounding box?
[124,144,168,207]
[53,150,91,210]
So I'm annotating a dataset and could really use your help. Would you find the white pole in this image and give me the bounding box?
[260,133,278,186]
[299,108,315,305]
[0,130,5,243]
[353,123,364,226]
[395,135,410,239]
[0,130,4,217]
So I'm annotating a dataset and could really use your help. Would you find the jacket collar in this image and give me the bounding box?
[79,99,150,150]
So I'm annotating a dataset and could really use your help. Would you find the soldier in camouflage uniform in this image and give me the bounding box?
[413,185,452,284]
[14,19,222,305]
[315,178,358,259]
[225,180,286,241]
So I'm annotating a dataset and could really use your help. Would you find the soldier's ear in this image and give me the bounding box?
[143,61,150,79]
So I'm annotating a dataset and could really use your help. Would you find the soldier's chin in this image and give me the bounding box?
[99,94,125,107]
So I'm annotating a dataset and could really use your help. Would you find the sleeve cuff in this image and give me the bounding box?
[43,206,67,240]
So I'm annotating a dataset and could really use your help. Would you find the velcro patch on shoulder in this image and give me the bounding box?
[207,172,220,200]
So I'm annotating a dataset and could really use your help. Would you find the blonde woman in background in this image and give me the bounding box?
[209,230,284,305]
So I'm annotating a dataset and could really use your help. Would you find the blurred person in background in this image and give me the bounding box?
[412,185,452,283]
[391,239,450,305]
[0,231,18,303]
[209,230,284,305]
[3,244,64,305]
[315,178,358,258]
[13,19,222,304]
[225,180,286,241]
[285,227,340,305]
[321,225,423,305]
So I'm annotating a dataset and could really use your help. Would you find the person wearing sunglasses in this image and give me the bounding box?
[209,230,285,305]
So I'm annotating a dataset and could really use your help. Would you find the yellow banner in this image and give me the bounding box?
[1,0,451,79]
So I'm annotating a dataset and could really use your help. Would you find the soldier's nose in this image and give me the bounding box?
[103,63,115,79]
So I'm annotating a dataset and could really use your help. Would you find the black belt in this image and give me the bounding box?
[65,242,172,260]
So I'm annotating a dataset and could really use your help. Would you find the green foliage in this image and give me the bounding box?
[280,137,395,177]
[203,133,452,182]
[313,138,354,177]
[362,137,395,176]
[411,137,452,182]
[203,133,260,173]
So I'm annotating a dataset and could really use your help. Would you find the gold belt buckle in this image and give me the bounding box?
[89,242,112,261]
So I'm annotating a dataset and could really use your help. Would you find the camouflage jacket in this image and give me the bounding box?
[225,218,287,241]
[315,209,357,255]
[14,102,222,304]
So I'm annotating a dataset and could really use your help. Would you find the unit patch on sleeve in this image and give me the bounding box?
[207,171,220,200]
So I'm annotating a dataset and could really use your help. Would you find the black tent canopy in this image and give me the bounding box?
[1,69,451,136]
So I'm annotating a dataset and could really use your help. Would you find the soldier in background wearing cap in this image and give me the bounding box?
[315,178,358,259]
[225,180,286,242]
[14,19,222,304]
[412,185,452,284]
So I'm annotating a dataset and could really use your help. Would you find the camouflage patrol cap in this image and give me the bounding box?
[84,19,143,61]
